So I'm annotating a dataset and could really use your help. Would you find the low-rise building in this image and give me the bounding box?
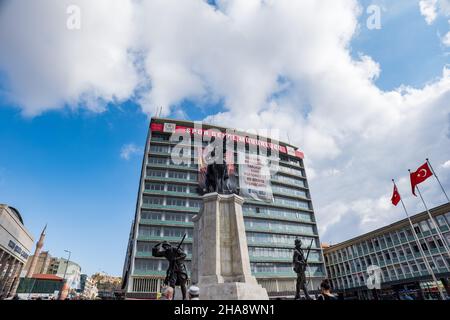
[48,258,82,291]
[92,272,122,299]
[0,204,34,299]
[16,274,63,300]
[323,203,450,300]
[21,251,52,276]
[78,274,98,299]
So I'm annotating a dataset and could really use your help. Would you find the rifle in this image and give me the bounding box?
[176,233,187,253]
[304,238,314,265]
[163,234,187,286]
[303,239,314,287]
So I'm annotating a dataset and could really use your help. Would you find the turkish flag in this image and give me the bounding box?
[410,162,433,196]
[391,185,401,206]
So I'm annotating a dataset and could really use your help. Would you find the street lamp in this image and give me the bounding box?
[58,250,71,300]
[62,250,72,280]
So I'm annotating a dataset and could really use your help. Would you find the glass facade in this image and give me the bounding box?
[324,204,450,299]
[122,118,326,298]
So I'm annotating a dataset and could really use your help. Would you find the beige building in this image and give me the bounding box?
[79,274,98,299]
[22,251,52,276]
[0,205,34,298]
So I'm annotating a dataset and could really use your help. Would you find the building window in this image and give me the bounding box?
[168,170,188,180]
[143,196,163,205]
[139,226,161,237]
[413,225,421,234]
[166,197,186,207]
[405,229,413,237]
[427,238,437,249]
[436,257,446,268]
[163,227,190,238]
[273,196,310,210]
[404,246,412,255]
[165,212,186,222]
[145,183,164,191]
[147,169,165,177]
[150,145,169,153]
[167,184,187,193]
[151,133,169,141]
[189,200,202,208]
[420,221,430,232]
[135,259,160,271]
[436,215,447,227]
[141,211,162,220]
[148,156,167,165]
[189,172,198,180]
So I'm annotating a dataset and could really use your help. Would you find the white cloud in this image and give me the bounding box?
[0,0,138,116]
[443,29,450,46]
[419,0,450,24]
[442,160,450,168]
[420,0,438,24]
[120,144,142,160]
[1,0,450,244]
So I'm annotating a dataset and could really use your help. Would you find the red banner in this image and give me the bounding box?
[150,122,304,159]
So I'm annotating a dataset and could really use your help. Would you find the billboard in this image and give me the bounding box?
[238,153,274,203]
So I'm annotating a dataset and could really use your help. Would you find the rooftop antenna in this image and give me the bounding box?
[286,131,291,145]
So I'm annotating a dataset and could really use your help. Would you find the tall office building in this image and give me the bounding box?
[122,118,326,299]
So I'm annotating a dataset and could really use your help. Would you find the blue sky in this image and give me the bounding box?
[0,0,449,276]
[352,0,449,90]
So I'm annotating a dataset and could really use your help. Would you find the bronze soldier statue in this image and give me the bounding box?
[152,236,188,300]
[293,238,312,300]
[204,149,238,194]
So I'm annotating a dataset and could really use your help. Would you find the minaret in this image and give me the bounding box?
[26,224,47,278]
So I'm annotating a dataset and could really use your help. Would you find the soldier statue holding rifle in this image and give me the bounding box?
[293,238,313,300]
[152,234,189,300]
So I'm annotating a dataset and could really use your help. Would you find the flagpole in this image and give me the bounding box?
[414,184,450,255]
[392,180,445,300]
[426,158,450,203]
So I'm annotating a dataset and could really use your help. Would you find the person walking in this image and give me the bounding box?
[317,279,337,300]
[188,285,200,300]
[160,286,174,300]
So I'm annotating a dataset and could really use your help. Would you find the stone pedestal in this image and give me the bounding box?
[192,193,269,300]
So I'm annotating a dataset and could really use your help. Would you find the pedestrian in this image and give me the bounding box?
[160,286,174,300]
[188,285,200,300]
[317,279,337,300]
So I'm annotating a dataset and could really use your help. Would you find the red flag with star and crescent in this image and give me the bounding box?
[391,185,401,206]
[410,162,433,196]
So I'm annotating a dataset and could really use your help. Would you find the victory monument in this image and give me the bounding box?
[191,158,269,300]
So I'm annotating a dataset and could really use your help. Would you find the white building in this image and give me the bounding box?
[48,258,82,291]
[0,204,34,298]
